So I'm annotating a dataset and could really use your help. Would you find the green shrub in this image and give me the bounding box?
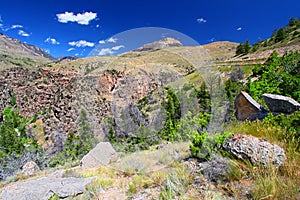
[190,132,232,159]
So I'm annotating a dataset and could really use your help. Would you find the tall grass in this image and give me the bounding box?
[226,119,300,199]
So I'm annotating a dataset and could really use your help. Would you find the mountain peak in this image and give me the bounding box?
[134,37,183,52]
[0,32,55,63]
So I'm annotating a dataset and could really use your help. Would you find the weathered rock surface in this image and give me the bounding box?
[199,155,230,183]
[262,93,300,114]
[134,37,183,52]
[0,170,94,200]
[235,91,267,121]
[80,142,117,168]
[223,134,286,166]
[21,161,40,176]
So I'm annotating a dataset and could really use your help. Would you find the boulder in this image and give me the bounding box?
[235,91,267,121]
[223,134,286,166]
[262,93,300,114]
[0,172,95,200]
[80,142,116,169]
[199,155,230,183]
[21,161,40,176]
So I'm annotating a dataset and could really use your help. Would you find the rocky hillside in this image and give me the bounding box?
[0,32,55,69]
[0,39,238,155]
[134,37,183,52]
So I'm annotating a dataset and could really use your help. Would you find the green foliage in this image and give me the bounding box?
[177,111,211,141]
[263,111,300,151]
[236,40,251,55]
[105,69,121,75]
[246,51,300,102]
[194,82,211,113]
[0,106,38,158]
[160,87,181,141]
[50,108,97,167]
[77,109,97,155]
[190,132,232,159]
[239,18,300,54]
[107,124,159,152]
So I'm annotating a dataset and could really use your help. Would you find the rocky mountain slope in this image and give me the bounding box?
[0,20,300,199]
[0,32,55,69]
[133,37,183,52]
[0,39,237,154]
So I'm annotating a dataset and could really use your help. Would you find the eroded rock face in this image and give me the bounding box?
[262,93,300,114]
[21,161,40,177]
[235,91,267,121]
[0,170,94,200]
[134,37,183,52]
[223,134,286,166]
[199,155,230,183]
[80,142,117,169]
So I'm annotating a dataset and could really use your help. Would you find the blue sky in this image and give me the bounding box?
[0,0,299,58]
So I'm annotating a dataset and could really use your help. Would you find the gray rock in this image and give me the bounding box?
[199,155,230,183]
[262,93,300,114]
[235,91,267,121]
[21,161,40,177]
[80,142,116,169]
[134,37,183,52]
[0,172,94,200]
[223,134,286,166]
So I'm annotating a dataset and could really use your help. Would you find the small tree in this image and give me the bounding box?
[236,40,251,55]
[77,108,97,156]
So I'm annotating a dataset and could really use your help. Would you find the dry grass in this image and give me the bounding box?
[225,120,300,200]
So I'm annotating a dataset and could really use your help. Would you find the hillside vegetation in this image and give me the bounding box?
[0,18,299,199]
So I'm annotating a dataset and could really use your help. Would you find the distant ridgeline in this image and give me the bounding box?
[236,17,300,55]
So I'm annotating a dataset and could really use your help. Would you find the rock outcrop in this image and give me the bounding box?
[199,155,230,183]
[21,161,40,177]
[262,93,300,114]
[80,142,117,168]
[134,37,183,52]
[235,91,267,121]
[0,170,94,200]
[223,134,286,166]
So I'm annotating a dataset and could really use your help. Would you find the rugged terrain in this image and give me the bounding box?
[0,36,237,154]
[0,21,299,199]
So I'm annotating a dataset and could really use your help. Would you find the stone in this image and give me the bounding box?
[199,155,230,183]
[223,134,286,166]
[262,93,300,114]
[80,142,116,169]
[0,172,94,200]
[21,161,40,176]
[235,91,267,121]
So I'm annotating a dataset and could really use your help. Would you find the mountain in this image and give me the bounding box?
[0,21,299,199]
[134,37,183,52]
[0,32,55,69]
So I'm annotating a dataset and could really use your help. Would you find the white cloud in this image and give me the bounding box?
[98,48,114,56]
[111,45,125,51]
[11,25,23,29]
[96,24,100,28]
[99,40,105,44]
[56,11,97,25]
[98,45,125,56]
[67,48,75,52]
[197,18,207,23]
[18,30,30,37]
[237,27,242,31]
[107,37,117,43]
[68,40,95,47]
[45,37,60,45]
